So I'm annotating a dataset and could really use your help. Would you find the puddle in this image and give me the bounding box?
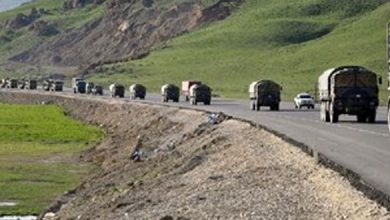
[0,202,17,207]
[0,217,36,220]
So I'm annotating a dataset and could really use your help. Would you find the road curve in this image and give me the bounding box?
[2,88,390,199]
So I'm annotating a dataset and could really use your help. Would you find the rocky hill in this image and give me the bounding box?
[8,0,240,67]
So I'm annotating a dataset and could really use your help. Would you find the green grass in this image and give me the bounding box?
[88,0,390,103]
[0,103,102,216]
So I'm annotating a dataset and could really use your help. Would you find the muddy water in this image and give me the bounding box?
[0,0,32,13]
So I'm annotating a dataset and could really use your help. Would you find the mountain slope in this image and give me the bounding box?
[8,0,238,67]
[87,0,390,101]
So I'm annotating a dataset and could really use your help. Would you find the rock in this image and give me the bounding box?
[6,7,43,29]
[63,0,87,10]
[64,0,105,10]
[30,20,59,36]
[43,212,59,220]
[7,13,34,29]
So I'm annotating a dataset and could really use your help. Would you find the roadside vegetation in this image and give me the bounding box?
[0,103,102,215]
[89,0,390,103]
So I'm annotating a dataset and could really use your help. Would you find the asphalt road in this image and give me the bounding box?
[4,88,390,197]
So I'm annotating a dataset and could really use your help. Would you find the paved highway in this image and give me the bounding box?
[4,88,390,197]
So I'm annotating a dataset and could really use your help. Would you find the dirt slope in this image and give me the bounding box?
[10,0,238,68]
[0,91,389,220]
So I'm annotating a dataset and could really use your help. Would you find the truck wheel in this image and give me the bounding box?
[174,98,179,103]
[357,114,366,123]
[368,110,376,123]
[250,101,255,110]
[330,111,338,123]
[275,104,280,111]
[256,104,260,111]
[324,104,330,122]
[329,104,338,123]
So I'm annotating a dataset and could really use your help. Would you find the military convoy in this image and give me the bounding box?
[318,66,381,123]
[0,69,388,130]
[161,84,180,102]
[249,80,281,111]
[129,84,146,100]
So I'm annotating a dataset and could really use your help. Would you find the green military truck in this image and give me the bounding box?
[249,80,282,111]
[129,84,146,100]
[318,66,381,123]
[72,77,86,94]
[189,84,211,105]
[161,84,180,102]
[109,84,125,98]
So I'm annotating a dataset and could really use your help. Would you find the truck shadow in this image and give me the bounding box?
[336,120,388,125]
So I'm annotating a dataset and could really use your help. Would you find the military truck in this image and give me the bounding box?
[161,84,179,102]
[182,80,202,101]
[109,84,125,98]
[50,80,64,92]
[189,84,211,105]
[249,80,282,111]
[92,85,104,96]
[6,79,18,89]
[72,77,86,94]
[129,84,146,100]
[25,80,37,90]
[85,82,95,94]
[318,66,381,123]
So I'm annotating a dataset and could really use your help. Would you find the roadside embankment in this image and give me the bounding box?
[0,91,389,219]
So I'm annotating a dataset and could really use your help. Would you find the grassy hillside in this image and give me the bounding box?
[89,0,390,103]
[0,0,105,78]
[0,104,102,215]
